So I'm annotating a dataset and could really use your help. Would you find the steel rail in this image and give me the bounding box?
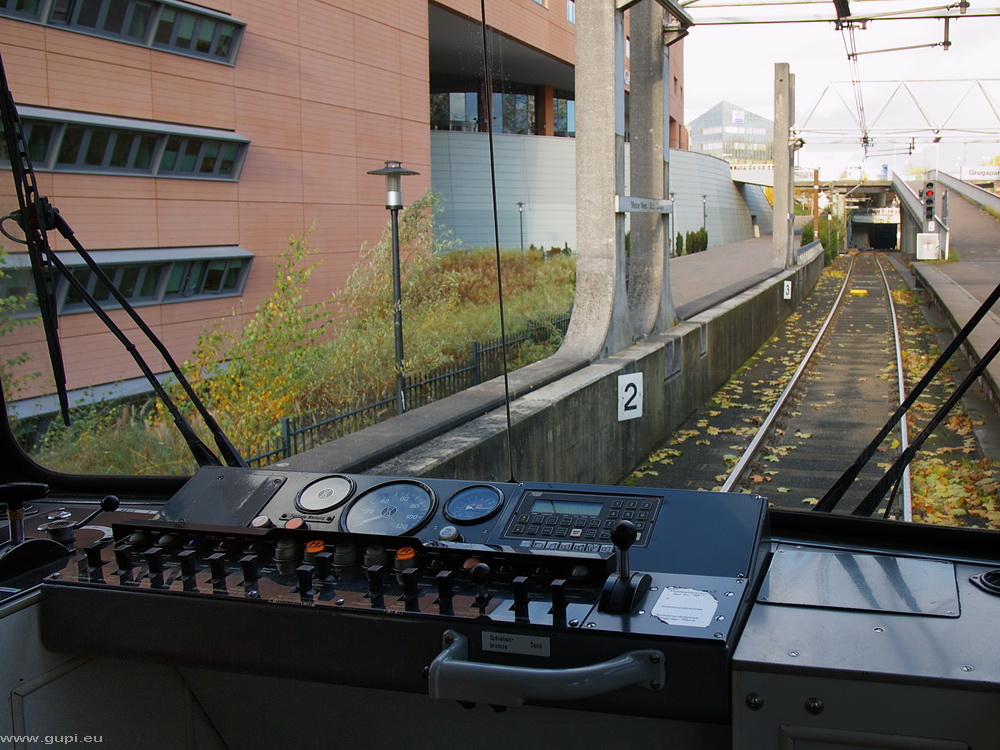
[874,255,912,520]
[720,256,858,493]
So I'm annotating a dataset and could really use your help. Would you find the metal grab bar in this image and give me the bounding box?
[427,629,665,707]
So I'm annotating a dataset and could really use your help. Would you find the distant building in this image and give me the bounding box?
[688,102,773,165]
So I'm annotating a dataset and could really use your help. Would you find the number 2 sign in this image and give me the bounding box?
[617,372,643,421]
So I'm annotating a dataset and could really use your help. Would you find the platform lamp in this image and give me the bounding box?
[702,194,707,232]
[368,160,419,415]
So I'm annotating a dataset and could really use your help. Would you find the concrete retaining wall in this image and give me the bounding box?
[282,246,825,485]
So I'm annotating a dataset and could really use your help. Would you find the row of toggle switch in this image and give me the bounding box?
[61,523,608,628]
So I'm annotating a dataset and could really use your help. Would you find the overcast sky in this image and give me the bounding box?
[680,3,1000,178]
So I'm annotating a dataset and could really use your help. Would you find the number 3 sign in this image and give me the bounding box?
[617,372,643,421]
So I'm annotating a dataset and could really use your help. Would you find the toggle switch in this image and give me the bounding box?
[401,567,420,612]
[470,562,492,616]
[550,578,568,627]
[84,543,106,570]
[296,564,316,600]
[512,575,530,622]
[366,564,385,609]
[177,549,198,592]
[435,570,455,615]
[207,552,228,593]
[114,544,134,581]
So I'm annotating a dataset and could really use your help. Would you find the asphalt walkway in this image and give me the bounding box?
[912,195,1000,392]
[668,237,781,319]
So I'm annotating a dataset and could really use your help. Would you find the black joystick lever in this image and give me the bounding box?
[37,495,119,545]
[598,520,652,615]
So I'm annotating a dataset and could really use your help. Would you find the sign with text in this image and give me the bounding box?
[962,166,1000,181]
[615,195,672,214]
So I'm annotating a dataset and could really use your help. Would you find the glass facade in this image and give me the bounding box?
[688,101,774,165]
[431,75,575,138]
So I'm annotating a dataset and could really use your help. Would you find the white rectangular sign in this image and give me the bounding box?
[617,372,644,421]
[615,195,672,214]
[962,166,1000,181]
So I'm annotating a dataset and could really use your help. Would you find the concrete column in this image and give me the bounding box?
[629,0,676,335]
[560,0,634,359]
[772,63,792,269]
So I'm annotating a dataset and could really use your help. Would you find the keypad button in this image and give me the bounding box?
[546,516,559,525]
[622,510,634,520]
[626,500,638,509]
[608,510,619,519]
[570,528,583,538]
[555,527,568,537]
[527,525,540,535]
[541,527,554,537]
[611,500,623,509]
[512,525,525,534]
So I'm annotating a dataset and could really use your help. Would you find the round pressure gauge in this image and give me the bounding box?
[443,485,504,524]
[296,475,355,514]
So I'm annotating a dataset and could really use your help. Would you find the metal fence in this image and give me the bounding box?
[245,313,570,467]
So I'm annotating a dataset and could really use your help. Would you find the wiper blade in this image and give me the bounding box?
[0,65,70,425]
[0,52,245,469]
[38,245,228,468]
[43,206,247,468]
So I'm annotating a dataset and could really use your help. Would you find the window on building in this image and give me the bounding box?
[566,0,575,23]
[0,247,253,317]
[431,77,540,136]
[0,0,244,64]
[18,106,249,180]
[553,90,575,137]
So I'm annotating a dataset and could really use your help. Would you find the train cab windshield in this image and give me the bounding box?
[2,4,1000,748]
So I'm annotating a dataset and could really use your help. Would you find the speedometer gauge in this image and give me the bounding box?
[444,485,504,524]
[341,481,436,536]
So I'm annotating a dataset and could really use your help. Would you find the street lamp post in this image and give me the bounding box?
[367,160,419,415]
[702,194,707,232]
[517,201,525,254]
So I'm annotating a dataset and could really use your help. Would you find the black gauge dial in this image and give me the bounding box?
[296,476,354,513]
[341,481,436,536]
[444,485,504,524]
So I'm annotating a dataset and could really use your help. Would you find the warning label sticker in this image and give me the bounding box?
[651,587,718,628]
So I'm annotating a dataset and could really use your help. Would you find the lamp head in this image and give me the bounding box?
[367,160,420,209]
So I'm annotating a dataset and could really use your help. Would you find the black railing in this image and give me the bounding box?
[245,313,570,467]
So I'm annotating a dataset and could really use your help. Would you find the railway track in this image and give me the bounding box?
[723,252,908,514]
[627,252,913,517]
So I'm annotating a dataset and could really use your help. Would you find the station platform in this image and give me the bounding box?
[912,194,1000,414]
[668,237,781,320]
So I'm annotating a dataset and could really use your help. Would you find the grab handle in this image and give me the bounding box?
[428,629,664,707]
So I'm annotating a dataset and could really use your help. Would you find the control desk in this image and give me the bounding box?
[38,466,769,725]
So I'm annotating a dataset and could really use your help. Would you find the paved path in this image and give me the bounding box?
[912,191,1000,441]
[668,237,781,319]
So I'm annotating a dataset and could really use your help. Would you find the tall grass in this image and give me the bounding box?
[26,193,576,475]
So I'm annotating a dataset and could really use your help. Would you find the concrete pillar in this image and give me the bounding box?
[629,0,676,335]
[772,63,793,269]
[560,0,633,359]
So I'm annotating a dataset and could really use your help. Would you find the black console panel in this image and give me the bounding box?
[39,467,769,722]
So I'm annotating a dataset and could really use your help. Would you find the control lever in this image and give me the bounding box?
[38,495,119,544]
[598,521,651,615]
